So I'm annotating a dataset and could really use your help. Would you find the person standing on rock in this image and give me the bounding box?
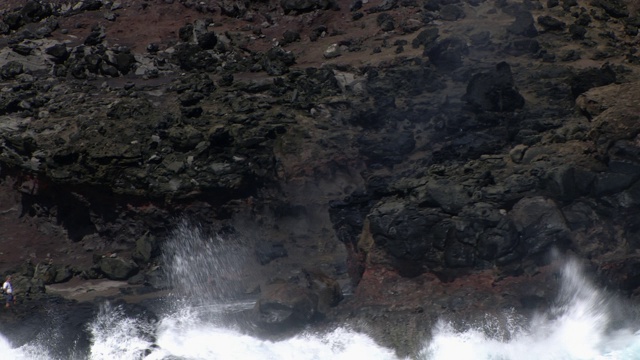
[2,275,14,308]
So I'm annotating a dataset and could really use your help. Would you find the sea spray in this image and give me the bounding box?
[4,228,640,360]
[420,259,640,360]
[87,302,155,360]
[145,318,400,360]
[0,335,52,360]
[162,220,254,305]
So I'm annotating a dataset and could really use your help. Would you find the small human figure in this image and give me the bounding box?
[2,275,14,308]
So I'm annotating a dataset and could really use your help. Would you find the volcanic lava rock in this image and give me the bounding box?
[196,31,218,50]
[262,47,296,76]
[302,270,343,314]
[368,202,448,262]
[357,131,416,166]
[569,64,617,98]
[98,256,140,280]
[463,62,525,112]
[0,61,25,80]
[593,0,629,18]
[2,1,640,355]
[425,37,468,70]
[537,15,566,31]
[507,11,539,37]
[281,30,301,45]
[45,43,70,63]
[412,27,439,49]
[439,4,465,21]
[255,242,288,265]
[280,0,336,14]
[509,196,570,255]
[173,43,216,71]
[254,282,318,330]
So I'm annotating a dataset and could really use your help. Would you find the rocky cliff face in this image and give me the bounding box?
[1,0,640,354]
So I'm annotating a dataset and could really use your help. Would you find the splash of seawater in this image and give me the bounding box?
[3,224,640,359]
[144,311,398,360]
[162,221,253,305]
[420,260,640,360]
[87,303,156,360]
[0,335,51,360]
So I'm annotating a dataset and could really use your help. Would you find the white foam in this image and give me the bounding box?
[146,321,398,360]
[420,261,640,360]
[87,303,155,360]
[3,239,640,360]
[0,334,54,360]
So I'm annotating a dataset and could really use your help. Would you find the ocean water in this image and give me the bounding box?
[2,225,640,359]
[421,261,640,360]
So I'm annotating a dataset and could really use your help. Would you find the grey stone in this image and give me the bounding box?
[98,257,139,280]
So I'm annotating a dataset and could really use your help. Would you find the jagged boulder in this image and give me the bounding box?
[98,257,139,280]
[173,43,216,71]
[507,11,538,37]
[0,61,24,80]
[463,62,525,112]
[593,0,629,18]
[425,37,468,70]
[357,131,416,166]
[45,44,70,63]
[196,31,218,50]
[368,201,448,262]
[280,0,335,14]
[302,269,343,315]
[439,4,465,21]
[418,179,473,213]
[167,125,205,151]
[255,242,288,265]
[253,269,342,330]
[254,282,318,330]
[412,27,439,49]
[110,49,137,75]
[3,1,51,30]
[537,15,566,31]
[569,64,617,98]
[262,47,296,76]
[32,263,73,285]
[509,196,570,255]
[132,233,159,264]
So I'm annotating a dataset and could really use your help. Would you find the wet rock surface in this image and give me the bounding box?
[0,0,640,355]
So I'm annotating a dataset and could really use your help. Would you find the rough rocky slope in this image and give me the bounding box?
[1,0,640,355]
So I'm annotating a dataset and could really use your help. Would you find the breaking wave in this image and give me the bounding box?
[2,225,640,359]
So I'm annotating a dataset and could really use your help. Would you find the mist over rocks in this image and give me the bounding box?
[0,0,640,354]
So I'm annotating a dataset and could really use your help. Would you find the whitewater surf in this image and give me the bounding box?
[2,225,640,359]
